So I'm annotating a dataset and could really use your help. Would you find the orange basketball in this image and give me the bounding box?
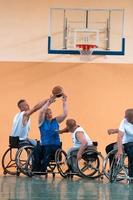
[52,86,63,97]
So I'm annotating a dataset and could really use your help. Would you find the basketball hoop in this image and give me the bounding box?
[76,44,97,61]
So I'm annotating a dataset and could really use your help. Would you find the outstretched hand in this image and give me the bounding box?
[107,129,118,135]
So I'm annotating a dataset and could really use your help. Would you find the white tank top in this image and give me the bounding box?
[72,126,93,148]
[10,111,30,140]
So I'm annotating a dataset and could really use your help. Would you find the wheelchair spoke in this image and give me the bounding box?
[77,150,103,178]
[80,163,89,172]
[5,161,16,168]
[2,148,18,175]
[109,156,126,182]
[16,145,34,175]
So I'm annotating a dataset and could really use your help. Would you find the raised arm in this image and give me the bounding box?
[26,99,49,116]
[38,96,55,125]
[23,99,49,126]
[56,94,68,123]
[76,131,88,160]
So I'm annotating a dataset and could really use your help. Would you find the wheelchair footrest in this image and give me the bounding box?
[32,171,47,175]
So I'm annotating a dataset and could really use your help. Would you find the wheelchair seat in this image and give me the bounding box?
[9,136,34,148]
[9,136,20,148]
[82,151,98,162]
[86,142,98,152]
[18,140,34,148]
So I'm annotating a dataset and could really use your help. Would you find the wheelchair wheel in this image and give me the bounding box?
[77,150,103,179]
[55,149,69,178]
[103,149,128,182]
[2,147,18,175]
[15,145,34,175]
[23,151,34,177]
[25,151,48,177]
[103,149,117,179]
[109,157,120,182]
[109,154,128,183]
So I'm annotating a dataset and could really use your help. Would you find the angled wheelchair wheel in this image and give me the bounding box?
[109,157,119,182]
[103,149,117,179]
[24,152,34,177]
[77,150,103,179]
[103,149,128,182]
[109,153,128,183]
[2,147,18,175]
[15,145,34,175]
[55,149,69,178]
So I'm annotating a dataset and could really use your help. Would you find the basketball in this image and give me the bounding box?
[52,86,63,98]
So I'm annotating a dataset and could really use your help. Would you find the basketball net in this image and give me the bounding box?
[76,44,97,61]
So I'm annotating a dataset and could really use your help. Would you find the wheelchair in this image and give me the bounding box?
[56,142,104,179]
[25,147,72,178]
[103,148,128,182]
[25,143,64,178]
[2,136,34,176]
[24,141,103,179]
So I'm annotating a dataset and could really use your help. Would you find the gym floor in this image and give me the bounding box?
[0,175,133,200]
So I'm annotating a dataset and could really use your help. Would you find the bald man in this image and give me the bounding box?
[60,118,93,173]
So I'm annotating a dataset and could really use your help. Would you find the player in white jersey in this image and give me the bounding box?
[117,108,133,178]
[11,98,49,146]
[106,108,133,179]
[60,118,93,172]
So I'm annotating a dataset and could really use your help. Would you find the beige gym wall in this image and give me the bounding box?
[1,62,133,168]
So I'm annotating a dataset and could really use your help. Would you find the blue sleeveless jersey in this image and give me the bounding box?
[39,118,60,145]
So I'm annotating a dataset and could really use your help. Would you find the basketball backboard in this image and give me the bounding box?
[48,8,125,56]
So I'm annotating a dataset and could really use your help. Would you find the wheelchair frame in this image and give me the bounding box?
[2,137,103,179]
[2,147,20,176]
[25,147,64,178]
[103,148,129,182]
[24,142,103,179]
[2,136,34,176]
[77,148,103,179]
